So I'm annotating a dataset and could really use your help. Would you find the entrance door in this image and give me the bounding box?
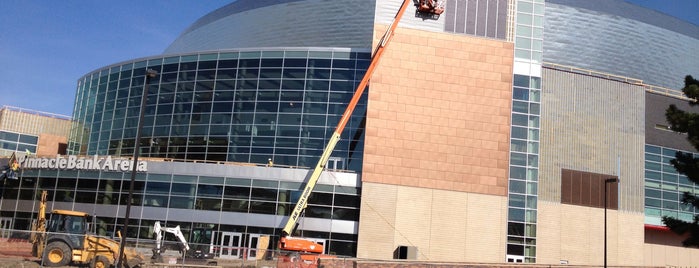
[0,217,12,238]
[219,232,243,259]
[246,234,262,259]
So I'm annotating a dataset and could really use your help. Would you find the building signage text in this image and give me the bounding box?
[22,155,147,172]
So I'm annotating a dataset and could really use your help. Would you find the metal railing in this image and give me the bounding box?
[542,62,690,101]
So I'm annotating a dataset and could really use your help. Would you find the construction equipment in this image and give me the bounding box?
[151,221,189,263]
[30,191,145,268]
[151,221,215,265]
[273,0,444,266]
[418,0,445,15]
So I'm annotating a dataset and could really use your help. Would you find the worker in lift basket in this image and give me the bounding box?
[419,0,445,15]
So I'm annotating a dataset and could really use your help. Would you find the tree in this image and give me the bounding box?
[663,75,699,247]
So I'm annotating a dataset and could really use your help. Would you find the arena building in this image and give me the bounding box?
[1,0,699,266]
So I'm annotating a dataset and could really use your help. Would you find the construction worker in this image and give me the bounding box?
[418,0,444,15]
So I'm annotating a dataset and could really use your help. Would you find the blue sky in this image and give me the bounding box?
[0,0,697,116]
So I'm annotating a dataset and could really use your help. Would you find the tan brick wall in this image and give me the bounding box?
[37,133,67,156]
[645,244,699,266]
[319,258,664,268]
[644,230,699,266]
[537,201,644,266]
[362,25,513,196]
[0,107,71,137]
[357,182,506,262]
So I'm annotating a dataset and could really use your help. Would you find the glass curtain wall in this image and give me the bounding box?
[68,49,370,172]
[507,0,544,263]
[644,145,699,225]
[0,168,361,256]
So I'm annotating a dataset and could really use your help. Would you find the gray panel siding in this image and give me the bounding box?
[445,0,509,39]
[180,0,306,37]
[547,0,699,39]
[168,0,512,55]
[645,93,699,152]
[544,3,699,90]
[539,68,645,212]
[147,161,360,188]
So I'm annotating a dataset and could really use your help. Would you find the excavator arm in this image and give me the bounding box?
[153,221,190,258]
[280,0,418,251]
[30,191,48,257]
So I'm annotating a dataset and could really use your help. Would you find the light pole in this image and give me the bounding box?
[604,178,618,268]
[116,69,158,268]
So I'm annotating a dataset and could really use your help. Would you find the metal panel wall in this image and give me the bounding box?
[539,68,645,212]
[166,0,376,54]
[645,93,699,152]
[544,1,699,90]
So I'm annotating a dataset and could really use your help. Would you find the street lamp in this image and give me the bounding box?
[116,69,158,268]
[604,177,619,268]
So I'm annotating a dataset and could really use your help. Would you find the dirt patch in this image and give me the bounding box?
[0,256,43,268]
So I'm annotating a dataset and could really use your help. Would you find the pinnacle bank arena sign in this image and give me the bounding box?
[22,155,147,172]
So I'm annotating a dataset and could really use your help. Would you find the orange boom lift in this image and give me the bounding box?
[275,0,445,266]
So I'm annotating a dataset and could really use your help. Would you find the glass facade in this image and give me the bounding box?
[0,165,360,256]
[506,74,541,263]
[644,144,699,225]
[507,0,544,263]
[69,49,370,172]
[513,0,544,64]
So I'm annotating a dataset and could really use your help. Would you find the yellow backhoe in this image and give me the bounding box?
[30,190,145,268]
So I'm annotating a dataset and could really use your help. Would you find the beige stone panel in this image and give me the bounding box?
[464,193,506,262]
[561,205,596,264]
[426,189,469,261]
[357,182,506,262]
[616,211,644,264]
[394,186,433,260]
[536,201,562,264]
[356,183,398,259]
[643,245,662,267]
[537,202,644,266]
[644,243,699,266]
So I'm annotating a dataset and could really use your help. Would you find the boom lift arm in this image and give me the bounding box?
[279,0,423,254]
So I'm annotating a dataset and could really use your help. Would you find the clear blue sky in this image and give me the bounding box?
[0,0,697,117]
[0,0,230,116]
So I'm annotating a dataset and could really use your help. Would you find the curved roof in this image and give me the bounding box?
[164,0,376,54]
[165,0,698,89]
[544,0,699,89]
